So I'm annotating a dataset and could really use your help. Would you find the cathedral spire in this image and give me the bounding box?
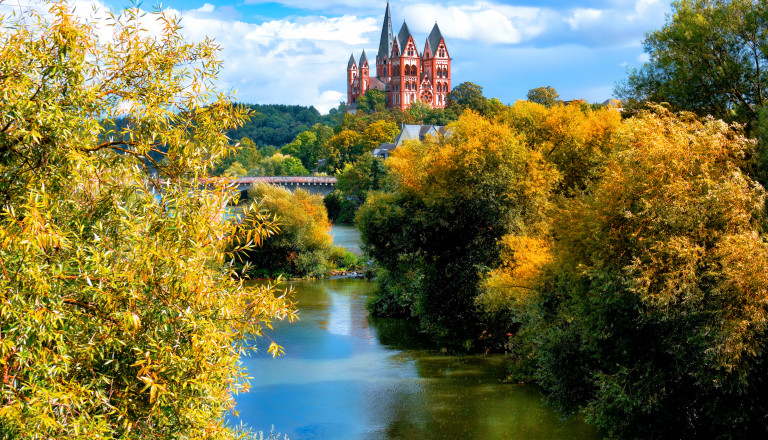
[377,2,394,60]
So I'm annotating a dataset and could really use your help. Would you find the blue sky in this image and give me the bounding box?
[30,0,673,112]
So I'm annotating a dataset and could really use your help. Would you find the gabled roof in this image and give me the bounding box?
[391,38,400,57]
[397,21,414,52]
[393,124,447,147]
[348,54,357,69]
[359,50,369,67]
[377,2,394,60]
[427,23,445,55]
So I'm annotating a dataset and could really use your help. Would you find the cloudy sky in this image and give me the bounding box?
[7,0,672,113]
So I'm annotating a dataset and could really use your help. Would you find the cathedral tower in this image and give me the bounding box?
[346,54,358,104]
[347,3,451,110]
[376,2,394,80]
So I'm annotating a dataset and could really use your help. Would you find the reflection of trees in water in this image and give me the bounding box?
[245,279,597,440]
[368,307,597,440]
[368,315,431,351]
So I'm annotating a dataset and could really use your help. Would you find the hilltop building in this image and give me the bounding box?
[347,2,452,111]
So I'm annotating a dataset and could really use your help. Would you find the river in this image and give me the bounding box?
[233,278,598,440]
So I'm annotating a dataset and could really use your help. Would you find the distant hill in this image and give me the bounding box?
[227,103,340,148]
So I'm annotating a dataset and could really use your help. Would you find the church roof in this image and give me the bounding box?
[377,2,394,60]
[348,54,356,69]
[360,50,369,66]
[397,21,413,51]
[427,23,445,54]
[369,77,386,92]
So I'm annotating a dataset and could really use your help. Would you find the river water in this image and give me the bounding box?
[329,225,363,255]
[233,278,598,440]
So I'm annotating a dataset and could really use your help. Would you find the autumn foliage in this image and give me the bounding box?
[360,96,768,437]
[0,4,295,438]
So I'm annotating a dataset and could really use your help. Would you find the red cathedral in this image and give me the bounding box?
[347,3,452,110]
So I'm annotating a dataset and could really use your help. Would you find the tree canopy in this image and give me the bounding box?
[0,3,295,437]
[357,112,557,340]
[525,107,768,438]
[526,86,561,107]
[616,0,768,123]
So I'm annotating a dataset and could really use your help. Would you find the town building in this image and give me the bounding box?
[347,2,452,111]
[373,124,448,159]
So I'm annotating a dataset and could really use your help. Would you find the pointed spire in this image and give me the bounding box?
[348,54,357,69]
[378,2,394,60]
[397,21,413,53]
[360,50,369,67]
[427,23,445,56]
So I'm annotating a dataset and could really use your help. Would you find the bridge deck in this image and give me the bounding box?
[232,176,337,185]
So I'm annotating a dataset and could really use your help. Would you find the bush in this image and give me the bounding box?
[238,183,333,277]
[328,245,363,270]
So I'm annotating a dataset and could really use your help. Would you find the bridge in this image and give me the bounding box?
[230,176,337,196]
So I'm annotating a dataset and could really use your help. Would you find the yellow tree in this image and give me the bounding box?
[530,107,768,438]
[498,100,622,194]
[478,101,622,330]
[358,111,557,342]
[0,3,295,438]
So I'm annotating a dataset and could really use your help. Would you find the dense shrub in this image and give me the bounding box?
[237,183,333,277]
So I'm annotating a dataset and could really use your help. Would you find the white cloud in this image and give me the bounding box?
[195,3,215,13]
[628,0,662,22]
[175,13,376,112]
[637,52,650,63]
[243,16,376,45]
[565,8,602,30]
[401,2,546,45]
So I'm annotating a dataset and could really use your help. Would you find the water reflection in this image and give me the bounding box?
[234,279,597,440]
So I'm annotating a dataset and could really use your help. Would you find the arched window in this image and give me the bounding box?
[442,67,448,77]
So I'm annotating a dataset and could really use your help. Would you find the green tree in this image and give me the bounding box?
[0,3,295,438]
[404,101,433,124]
[281,123,334,171]
[255,153,309,176]
[336,155,386,203]
[224,161,248,177]
[325,129,361,171]
[359,120,399,155]
[212,137,262,176]
[616,0,767,123]
[447,81,487,114]
[527,86,561,107]
[356,89,387,114]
